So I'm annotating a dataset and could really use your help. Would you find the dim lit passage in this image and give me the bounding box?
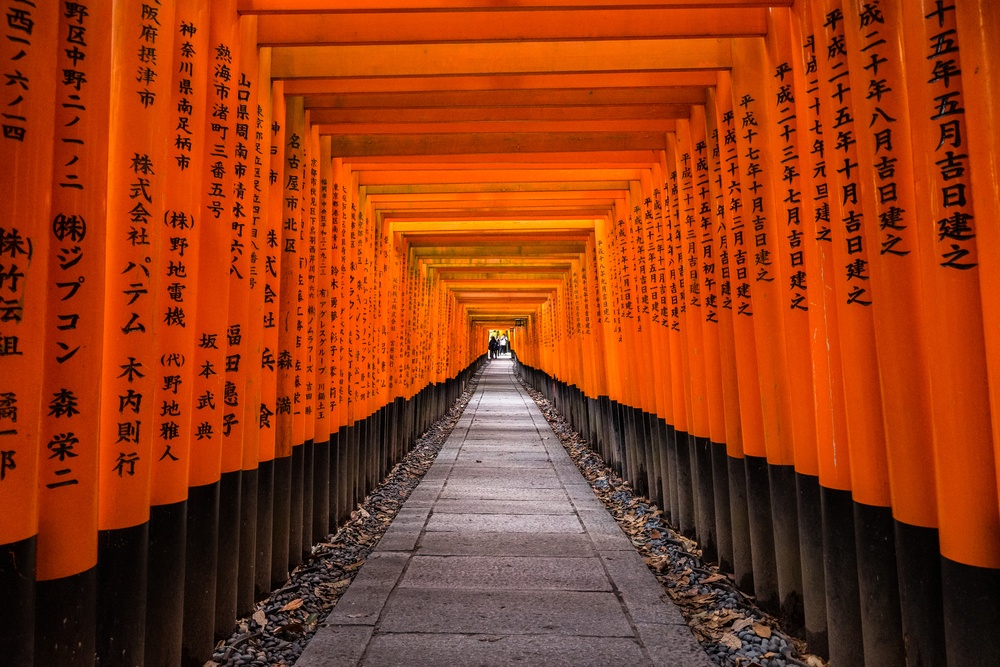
[296,360,713,667]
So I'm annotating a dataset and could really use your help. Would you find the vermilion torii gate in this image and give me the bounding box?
[1,1,999,665]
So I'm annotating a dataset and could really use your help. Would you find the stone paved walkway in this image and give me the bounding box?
[296,359,713,667]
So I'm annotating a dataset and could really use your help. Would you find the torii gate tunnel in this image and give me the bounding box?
[1,0,1000,665]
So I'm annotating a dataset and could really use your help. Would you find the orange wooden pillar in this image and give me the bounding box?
[672,120,718,559]
[763,6,827,654]
[345,168,363,512]
[181,0,238,659]
[661,144,696,537]
[687,106,734,574]
[621,184,653,500]
[786,5,858,663]
[901,1,1000,663]
[703,86,753,590]
[272,90,300,583]
[314,134,333,537]
[730,34,804,622]
[649,162,680,527]
[843,0,946,663]
[142,2,207,663]
[0,1,55,663]
[711,70,775,605]
[238,26,267,616]
[29,2,107,664]
[255,73,282,597]
[214,8,257,640]
[634,178,666,506]
[331,159,352,521]
[592,219,618,473]
[805,2,903,662]
[296,117,318,561]
[357,189,379,496]
[328,157,348,524]
[597,213,627,480]
[959,0,1000,513]
[585,232,612,473]
[958,8,1000,654]
[286,103,309,571]
[956,2,1000,660]
[96,2,176,664]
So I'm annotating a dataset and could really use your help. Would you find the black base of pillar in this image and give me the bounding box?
[35,565,96,666]
[145,500,187,666]
[768,463,803,635]
[728,456,753,595]
[854,502,905,666]
[0,536,35,665]
[820,486,864,667]
[301,438,315,562]
[894,521,944,667]
[674,429,695,537]
[693,435,717,562]
[182,482,219,667]
[941,556,1000,667]
[289,443,305,570]
[97,522,148,667]
[254,459,274,601]
[795,473,828,659]
[313,438,331,544]
[215,470,242,641]
[744,455,778,614]
[711,443,732,572]
[270,454,291,587]
[237,467,258,617]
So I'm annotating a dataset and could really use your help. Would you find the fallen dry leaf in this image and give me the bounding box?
[252,610,266,627]
[280,598,304,612]
[752,622,772,639]
[720,633,742,650]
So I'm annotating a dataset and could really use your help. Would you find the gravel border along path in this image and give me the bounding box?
[208,365,485,667]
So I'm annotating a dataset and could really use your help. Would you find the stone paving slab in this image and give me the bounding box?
[400,555,611,591]
[415,532,596,557]
[297,360,713,667]
[429,498,576,515]
[436,485,569,501]
[424,512,584,534]
[377,589,634,636]
[360,634,649,667]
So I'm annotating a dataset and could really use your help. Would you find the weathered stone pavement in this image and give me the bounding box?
[296,359,713,667]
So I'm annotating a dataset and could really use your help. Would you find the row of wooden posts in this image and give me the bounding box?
[508,1,1000,665]
[0,0,488,664]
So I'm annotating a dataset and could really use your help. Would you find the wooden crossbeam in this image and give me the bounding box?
[359,168,643,185]
[256,9,765,46]
[364,181,632,194]
[240,0,790,12]
[271,39,732,78]
[283,72,718,95]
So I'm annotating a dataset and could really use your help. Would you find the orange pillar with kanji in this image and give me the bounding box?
[0,1,57,663]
